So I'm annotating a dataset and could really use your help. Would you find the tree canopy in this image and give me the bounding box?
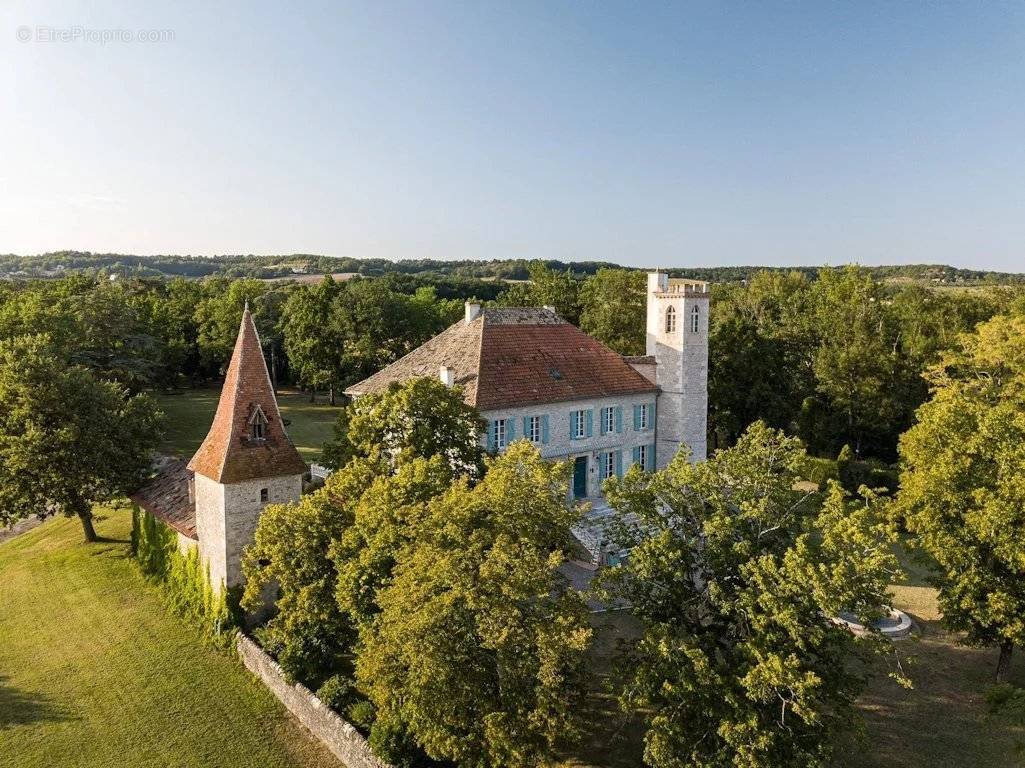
[0,334,164,539]
[897,307,1025,682]
[600,422,900,768]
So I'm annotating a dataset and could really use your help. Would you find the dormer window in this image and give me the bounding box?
[248,405,269,441]
[665,305,677,333]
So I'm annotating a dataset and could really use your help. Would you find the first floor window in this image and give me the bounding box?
[260,488,269,503]
[636,444,648,469]
[602,407,615,435]
[528,415,541,442]
[572,410,586,439]
[636,403,649,430]
[495,419,507,450]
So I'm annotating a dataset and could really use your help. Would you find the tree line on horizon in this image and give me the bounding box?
[2,249,1023,285]
[0,262,1020,461]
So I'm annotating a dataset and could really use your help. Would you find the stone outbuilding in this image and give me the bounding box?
[132,306,307,592]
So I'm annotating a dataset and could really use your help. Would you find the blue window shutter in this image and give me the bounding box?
[487,421,496,452]
[570,411,577,440]
[649,401,657,430]
[507,418,515,441]
[615,450,623,478]
[615,406,623,433]
[633,404,641,430]
[600,407,608,435]
[632,446,640,466]
[585,409,593,438]
[647,442,655,471]
[542,415,550,444]
[522,416,529,439]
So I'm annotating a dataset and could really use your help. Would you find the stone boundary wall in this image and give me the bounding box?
[236,634,393,768]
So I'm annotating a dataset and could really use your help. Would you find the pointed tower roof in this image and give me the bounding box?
[188,308,307,484]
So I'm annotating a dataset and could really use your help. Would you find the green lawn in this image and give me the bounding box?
[837,542,1025,768]
[0,509,341,768]
[154,388,341,462]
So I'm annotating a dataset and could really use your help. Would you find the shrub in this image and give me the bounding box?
[987,684,1025,724]
[346,699,376,732]
[316,674,355,712]
[799,455,838,490]
[368,717,431,768]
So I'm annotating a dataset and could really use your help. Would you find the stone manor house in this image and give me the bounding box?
[133,272,709,590]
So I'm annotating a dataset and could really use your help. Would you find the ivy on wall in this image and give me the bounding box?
[131,505,241,644]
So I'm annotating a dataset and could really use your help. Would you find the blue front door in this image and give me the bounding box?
[573,456,588,498]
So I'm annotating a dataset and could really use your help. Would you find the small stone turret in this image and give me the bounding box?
[187,307,306,591]
[646,271,709,467]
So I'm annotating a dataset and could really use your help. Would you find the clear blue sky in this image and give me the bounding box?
[2,1,1023,270]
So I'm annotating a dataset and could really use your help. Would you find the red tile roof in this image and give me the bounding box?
[187,308,307,484]
[346,308,656,410]
[130,459,197,539]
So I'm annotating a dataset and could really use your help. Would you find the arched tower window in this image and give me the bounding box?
[248,405,269,441]
[665,305,677,333]
[690,304,700,333]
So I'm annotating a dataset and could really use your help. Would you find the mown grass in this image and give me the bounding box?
[0,509,340,768]
[154,388,340,462]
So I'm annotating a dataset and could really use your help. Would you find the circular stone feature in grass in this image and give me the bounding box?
[834,607,913,640]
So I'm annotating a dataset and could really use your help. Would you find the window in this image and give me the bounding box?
[602,451,615,480]
[249,405,269,441]
[528,415,541,443]
[571,410,588,440]
[636,444,647,469]
[631,401,647,430]
[260,488,269,503]
[690,304,700,333]
[495,419,507,450]
[665,305,677,333]
[602,407,614,435]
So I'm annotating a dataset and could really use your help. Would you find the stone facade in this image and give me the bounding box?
[480,390,657,499]
[196,472,302,590]
[645,272,709,467]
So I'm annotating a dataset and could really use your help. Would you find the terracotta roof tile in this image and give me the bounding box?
[346,307,656,410]
[187,309,307,484]
[130,459,197,539]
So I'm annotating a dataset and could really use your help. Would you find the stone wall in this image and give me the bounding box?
[237,634,393,768]
[195,472,303,591]
[480,391,657,498]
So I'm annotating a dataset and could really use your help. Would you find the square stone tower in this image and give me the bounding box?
[187,307,307,591]
[646,271,709,467]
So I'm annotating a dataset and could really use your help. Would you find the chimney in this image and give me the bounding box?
[439,365,455,387]
[464,302,482,324]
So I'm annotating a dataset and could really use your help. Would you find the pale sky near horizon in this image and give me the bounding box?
[1,1,1023,271]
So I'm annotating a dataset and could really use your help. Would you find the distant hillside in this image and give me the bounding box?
[1,251,1022,285]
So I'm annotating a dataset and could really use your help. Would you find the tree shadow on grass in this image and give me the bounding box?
[0,675,76,729]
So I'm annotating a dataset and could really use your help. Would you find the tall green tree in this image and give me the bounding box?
[242,458,378,685]
[579,268,646,355]
[600,422,899,768]
[281,276,346,403]
[0,335,164,540]
[357,442,591,768]
[498,261,582,324]
[322,377,485,475]
[897,309,1025,682]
